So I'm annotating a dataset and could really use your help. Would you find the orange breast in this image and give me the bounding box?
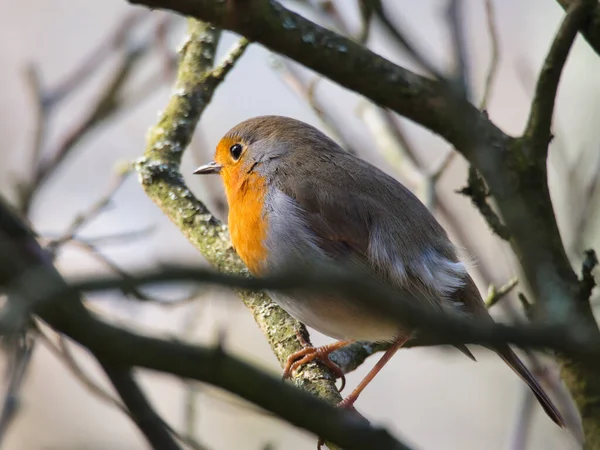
[223,169,269,274]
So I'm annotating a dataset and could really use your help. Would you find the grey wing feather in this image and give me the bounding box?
[272,151,469,307]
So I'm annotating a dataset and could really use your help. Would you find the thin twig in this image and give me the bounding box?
[48,10,150,104]
[271,57,356,154]
[446,0,471,99]
[34,45,146,192]
[506,386,535,450]
[579,249,598,302]
[524,0,595,160]
[47,166,132,251]
[457,167,511,241]
[486,277,519,308]
[101,364,182,450]
[0,333,35,447]
[22,66,47,187]
[480,0,500,109]
[372,1,446,81]
[73,227,156,247]
[554,0,600,57]
[211,38,250,80]
[68,239,206,307]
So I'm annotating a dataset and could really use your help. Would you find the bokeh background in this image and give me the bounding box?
[1,0,599,449]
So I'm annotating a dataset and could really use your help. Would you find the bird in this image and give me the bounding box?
[194,115,565,427]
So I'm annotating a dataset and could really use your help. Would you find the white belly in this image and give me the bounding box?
[267,290,402,342]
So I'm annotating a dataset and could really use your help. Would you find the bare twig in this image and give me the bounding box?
[101,364,182,450]
[71,227,156,247]
[22,66,47,183]
[33,45,145,193]
[457,167,511,241]
[524,0,595,160]
[372,0,445,81]
[48,10,150,104]
[480,0,500,109]
[554,0,600,57]
[47,165,132,252]
[506,386,535,450]
[357,103,426,196]
[486,277,519,309]
[579,249,598,302]
[0,333,35,447]
[357,0,376,43]
[270,57,356,154]
[446,0,471,99]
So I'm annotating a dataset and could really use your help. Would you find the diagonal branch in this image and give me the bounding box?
[555,0,600,56]
[100,364,181,450]
[524,0,595,161]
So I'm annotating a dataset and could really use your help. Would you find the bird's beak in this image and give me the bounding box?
[193,161,222,175]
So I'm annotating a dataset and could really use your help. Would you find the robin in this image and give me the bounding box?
[194,115,565,427]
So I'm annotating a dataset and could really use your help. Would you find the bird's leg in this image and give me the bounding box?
[338,335,410,410]
[283,333,353,392]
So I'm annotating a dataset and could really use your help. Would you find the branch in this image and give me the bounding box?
[485,277,519,309]
[555,0,600,57]
[524,0,595,160]
[480,0,500,109]
[100,364,181,450]
[51,309,411,450]
[42,266,600,365]
[0,333,35,447]
[579,249,598,302]
[457,167,511,241]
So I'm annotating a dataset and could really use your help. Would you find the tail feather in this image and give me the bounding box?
[498,347,565,427]
[454,275,565,427]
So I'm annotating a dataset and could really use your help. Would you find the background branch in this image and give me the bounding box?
[555,0,600,56]
[524,0,596,161]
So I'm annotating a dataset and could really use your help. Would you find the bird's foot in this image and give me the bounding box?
[282,332,348,392]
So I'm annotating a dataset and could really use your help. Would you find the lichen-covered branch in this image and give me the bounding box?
[135,18,344,426]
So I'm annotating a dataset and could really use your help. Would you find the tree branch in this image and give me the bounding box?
[524,0,595,160]
[457,166,511,241]
[37,266,600,366]
[101,364,181,450]
[555,0,600,57]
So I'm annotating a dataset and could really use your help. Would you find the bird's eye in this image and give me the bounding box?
[229,143,243,161]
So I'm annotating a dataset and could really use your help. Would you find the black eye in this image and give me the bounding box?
[229,143,243,161]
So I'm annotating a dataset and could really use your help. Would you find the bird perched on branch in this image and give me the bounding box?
[194,115,565,428]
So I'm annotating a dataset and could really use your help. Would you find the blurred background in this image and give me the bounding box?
[1,0,599,449]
